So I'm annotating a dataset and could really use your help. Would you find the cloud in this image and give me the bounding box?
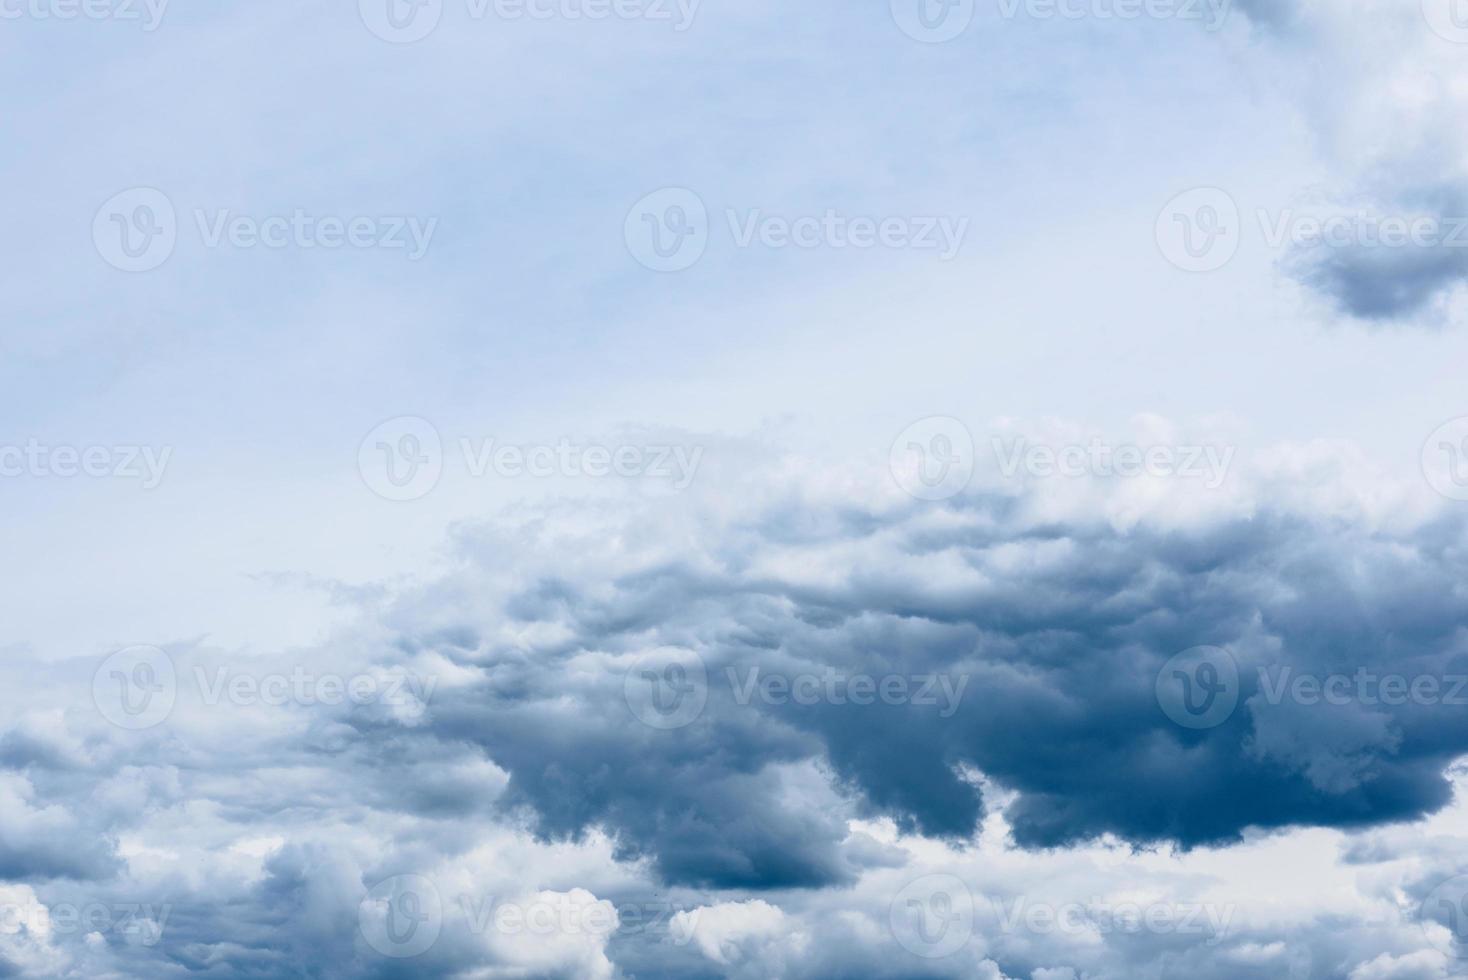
[1232,0,1468,323]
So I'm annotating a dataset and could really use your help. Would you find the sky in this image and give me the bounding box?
[4,0,1468,976]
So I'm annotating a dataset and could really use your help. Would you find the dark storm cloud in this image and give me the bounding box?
[1285,232,1468,323]
[401,495,1468,879]
[7,486,1468,979]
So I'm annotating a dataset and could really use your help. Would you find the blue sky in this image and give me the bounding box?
[5,1,1468,977]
